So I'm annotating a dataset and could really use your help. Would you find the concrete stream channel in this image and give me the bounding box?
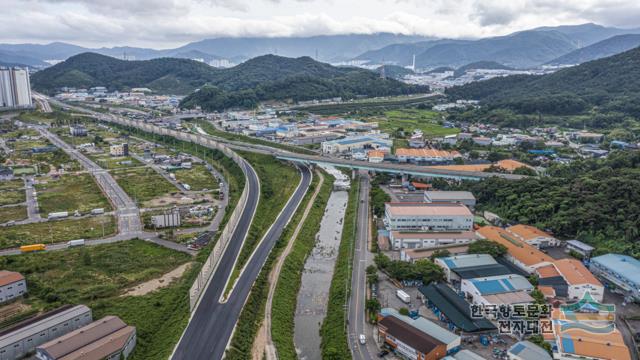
[293,188,349,360]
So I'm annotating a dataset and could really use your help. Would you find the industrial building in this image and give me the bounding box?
[320,135,391,154]
[400,245,470,263]
[554,258,603,302]
[507,341,552,360]
[36,316,136,360]
[590,254,640,301]
[419,283,496,333]
[379,308,461,354]
[151,208,181,228]
[389,230,476,250]
[0,271,27,304]
[384,202,473,232]
[423,191,476,209]
[460,274,534,306]
[0,305,92,360]
[68,125,87,137]
[395,148,461,164]
[377,315,447,360]
[506,224,559,248]
[476,226,554,274]
[565,240,595,258]
[109,143,129,157]
[0,67,32,109]
[434,254,499,282]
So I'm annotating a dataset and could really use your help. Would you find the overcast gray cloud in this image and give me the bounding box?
[0,0,639,47]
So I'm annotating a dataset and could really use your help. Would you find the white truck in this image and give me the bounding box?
[91,208,105,215]
[67,239,85,247]
[396,289,411,304]
[183,183,191,191]
[48,211,69,219]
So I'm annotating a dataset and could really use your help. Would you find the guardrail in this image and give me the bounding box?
[101,116,252,311]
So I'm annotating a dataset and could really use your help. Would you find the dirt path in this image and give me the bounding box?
[251,170,325,360]
[122,262,193,297]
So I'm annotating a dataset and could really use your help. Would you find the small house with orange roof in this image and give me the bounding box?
[367,150,385,163]
[0,271,27,304]
[476,226,554,274]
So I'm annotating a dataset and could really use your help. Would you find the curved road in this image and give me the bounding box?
[172,164,312,360]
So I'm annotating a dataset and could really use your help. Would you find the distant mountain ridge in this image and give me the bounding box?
[0,33,432,67]
[453,61,513,77]
[445,46,640,117]
[353,23,640,69]
[547,34,640,65]
[31,52,428,111]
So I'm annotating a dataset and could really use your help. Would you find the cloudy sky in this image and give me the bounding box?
[2,0,640,48]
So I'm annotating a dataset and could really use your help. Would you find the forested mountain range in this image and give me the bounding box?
[0,33,430,67]
[31,52,427,111]
[353,23,640,69]
[546,34,640,65]
[445,46,640,116]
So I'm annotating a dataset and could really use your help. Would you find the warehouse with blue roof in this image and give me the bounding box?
[590,253,640,301]
[461,274,534,306]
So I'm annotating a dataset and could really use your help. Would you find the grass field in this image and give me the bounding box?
[112,167,176,204]
[374,109,460,137]
[92,155,143,169]
[36,174,112,215]
[173,164,219,191]
[0,180,25,206]
[0,205,27,223]
[0,240,194,360]
[0,215,116,249]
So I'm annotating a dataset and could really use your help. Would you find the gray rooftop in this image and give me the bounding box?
[440,254,497,269]
[381,308,460,346]
[424,191,476,201]
[448,349,486,360]
[508,341,553,360]
[591,254,640,286]
[566,239,595,251]
[0,305,91,348]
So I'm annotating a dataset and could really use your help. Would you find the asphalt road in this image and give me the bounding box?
[348,174,378,360]
[36,126,142,234]
[172,164,312,359]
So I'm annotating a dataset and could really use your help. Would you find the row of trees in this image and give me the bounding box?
[459,151,640,257]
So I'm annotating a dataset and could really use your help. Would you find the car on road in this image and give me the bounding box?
[359,334,366,344]
[377,350,389,357]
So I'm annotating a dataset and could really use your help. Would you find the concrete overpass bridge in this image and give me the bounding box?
[45,97,527,182]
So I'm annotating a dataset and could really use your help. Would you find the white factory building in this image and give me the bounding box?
[389,230,476,250]
[383,202,473,232]
[0,67,33,109]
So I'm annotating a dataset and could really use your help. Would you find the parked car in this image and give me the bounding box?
[377,350,389,357]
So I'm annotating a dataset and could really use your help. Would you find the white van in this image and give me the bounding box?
[359,334,366,345]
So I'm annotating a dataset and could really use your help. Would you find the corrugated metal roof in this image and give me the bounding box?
[0,305,91,348]
[381,308,460,347]
[440,254,497,269]
[419,283,496,333]
[38,316,127,359]
[424,191,476,201]
[469,274,533,295]
[508,341,552,360]
[591,254,640,287]
[0,271,24,287]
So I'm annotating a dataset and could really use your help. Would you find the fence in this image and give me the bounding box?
[102,117,252,311]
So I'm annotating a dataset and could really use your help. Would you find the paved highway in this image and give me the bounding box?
[172,164,312,359]
[348,174,378,360]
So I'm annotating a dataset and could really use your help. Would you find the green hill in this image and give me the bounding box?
[32,53,427,111]
[453,61,513,77]
[445,46,640,116]
[31,53,219,95]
